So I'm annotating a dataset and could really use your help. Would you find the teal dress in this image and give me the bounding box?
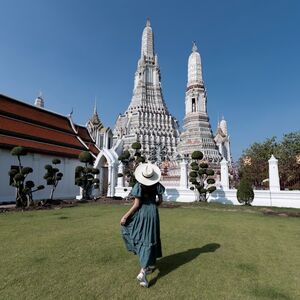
[121,182,165,268]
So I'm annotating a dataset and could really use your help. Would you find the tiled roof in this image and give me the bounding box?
[0,94,100,158]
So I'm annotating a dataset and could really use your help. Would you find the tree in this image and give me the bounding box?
[9,146,44,208]
[276,132,300,190]
[118,142,146,187]
[189,151,216,201]
[237,178,254,206]
[44,158,63,200]
[238,137,278,188]
[75,151,99,200]
[238,132,300,190]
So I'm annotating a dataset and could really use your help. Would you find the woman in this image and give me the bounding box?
[120,162,165,288]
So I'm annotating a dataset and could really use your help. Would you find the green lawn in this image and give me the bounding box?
[0,203,299,300]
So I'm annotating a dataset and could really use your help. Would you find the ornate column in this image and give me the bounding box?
[268,155,280,192]
[107,162,117,197]
[220,158,229,190]
[180,159,188,188]
[117,162,124,188]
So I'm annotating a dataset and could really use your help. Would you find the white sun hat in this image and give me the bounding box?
[134,162,161,186]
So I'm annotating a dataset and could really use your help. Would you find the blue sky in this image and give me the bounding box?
[0,0,299,160]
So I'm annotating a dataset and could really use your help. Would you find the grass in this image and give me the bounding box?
[0,203,299,300]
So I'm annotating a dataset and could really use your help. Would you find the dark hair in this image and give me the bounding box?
[141,183,157,195]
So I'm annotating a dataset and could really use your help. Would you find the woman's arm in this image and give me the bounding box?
[156,194,163,206]
[120,197,141,225]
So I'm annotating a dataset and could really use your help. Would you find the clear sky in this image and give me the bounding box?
[0,0,299,160]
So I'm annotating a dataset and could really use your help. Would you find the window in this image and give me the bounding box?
[192,98,196,112]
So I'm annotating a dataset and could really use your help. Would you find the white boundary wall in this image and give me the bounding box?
[208,189,300,209]
[0,148,80,203]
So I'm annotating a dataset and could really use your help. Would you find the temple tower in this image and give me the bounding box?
[113,19,180,160]
[178,42,221,164]
[87,101,113,149]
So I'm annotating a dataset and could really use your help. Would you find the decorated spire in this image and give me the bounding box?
[187,41,203,86]
[141,18,154,58]
[90,99,102,126]
[34,91,44,108]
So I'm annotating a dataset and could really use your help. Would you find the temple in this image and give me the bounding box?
[177,42,221,165]
[113,19,180,161]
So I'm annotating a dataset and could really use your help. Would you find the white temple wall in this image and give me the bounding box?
[0,148,80,203]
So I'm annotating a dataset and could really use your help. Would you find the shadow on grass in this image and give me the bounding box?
[150,243,220,286]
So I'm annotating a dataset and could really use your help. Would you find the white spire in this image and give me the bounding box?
[34,91,44,108]
[141,18,154,58]
[187,41,203,86]
[220,116,228,135]
[94,97,97,114]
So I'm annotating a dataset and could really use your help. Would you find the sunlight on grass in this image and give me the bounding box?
[0,203,299,299]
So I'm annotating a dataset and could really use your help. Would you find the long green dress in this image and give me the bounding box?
[121,182,165,268]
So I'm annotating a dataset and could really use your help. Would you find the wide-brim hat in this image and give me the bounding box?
[134,162,161,186]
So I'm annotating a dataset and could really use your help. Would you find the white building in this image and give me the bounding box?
[0,93,100,203]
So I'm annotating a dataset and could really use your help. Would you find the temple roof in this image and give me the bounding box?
[0,94,99,158]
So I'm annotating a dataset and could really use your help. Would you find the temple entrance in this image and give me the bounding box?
[99,156,108,196]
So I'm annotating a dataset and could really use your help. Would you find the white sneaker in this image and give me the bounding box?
[137,270,149,288]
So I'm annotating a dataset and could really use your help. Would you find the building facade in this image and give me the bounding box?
[0,94,100,202]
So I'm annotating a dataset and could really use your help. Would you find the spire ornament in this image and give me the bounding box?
[146,17,151,27]
[192,41,198,52]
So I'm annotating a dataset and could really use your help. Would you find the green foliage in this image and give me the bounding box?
[25,181,35,189]
[136,156,146,163]
[200,163,208,169]
[237,178,254,205]
[44,158,63,201]
[207,186,216,193]
[131,142,142,150]
[21,167,33,175]
[10,146,27,156]
[191,151,204,160]
[206,169,215,176]
[238,132,300,190]
[52,158,61,165]
[118,142,146,189]
[79,151,94,164]
[91,168,100,175]
[207,178,215,185]
[189,151,216,202]
[75,151,99,200]
[9,147,43,208]
[191,165,199,171]
[189,171,198,178]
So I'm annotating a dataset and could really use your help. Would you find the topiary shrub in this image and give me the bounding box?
[9,146,44,207]
[118,142,146,188]
[75,151,99,200]
[189,150,216,202]
[237,178,254,206]
[43,158,63,201]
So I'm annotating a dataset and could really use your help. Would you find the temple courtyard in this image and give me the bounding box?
[0,202,299,299]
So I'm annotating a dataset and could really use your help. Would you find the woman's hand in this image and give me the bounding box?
[120,216,127,225]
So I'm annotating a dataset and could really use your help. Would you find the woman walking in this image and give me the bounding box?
[120,162,165,287]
